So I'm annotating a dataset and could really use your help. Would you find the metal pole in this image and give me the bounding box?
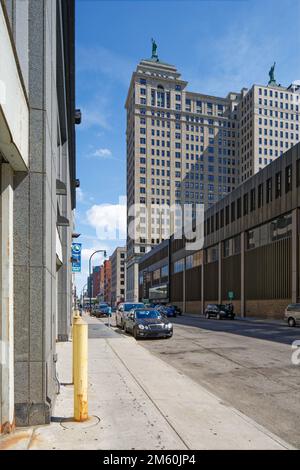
[73,312,88,421]
[89,250,107,314]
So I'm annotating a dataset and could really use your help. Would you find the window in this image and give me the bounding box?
[243,193,249,216]
[285,165,292,193]
[266,178,272,203]
[250,188,256,212]
[231,201,235,222]
[275,172,282,198]
[297,159,300,188]
[174,259,184,273]
[225,205,229,225]
[220,208,224,228]
[206,245,219,263]
[237,198,241,219]
[258,183,263,208]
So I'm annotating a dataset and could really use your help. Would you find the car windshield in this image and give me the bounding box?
[100,304,108,308]
[124,303,144,312]
[135,310,161,319]
[218,305,226,309]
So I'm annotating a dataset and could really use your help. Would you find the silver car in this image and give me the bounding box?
[284,304,300,327]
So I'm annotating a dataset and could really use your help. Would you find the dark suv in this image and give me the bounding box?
[204,304,235,320]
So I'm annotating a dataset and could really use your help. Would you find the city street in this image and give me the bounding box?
[137,315,300,448]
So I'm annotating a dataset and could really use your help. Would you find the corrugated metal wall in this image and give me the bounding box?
[245,237,291,300]
[222,254,241,300]
[204,261,218,300]
[185,266,202,301]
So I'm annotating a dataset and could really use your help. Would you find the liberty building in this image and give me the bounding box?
[125,43,300,301]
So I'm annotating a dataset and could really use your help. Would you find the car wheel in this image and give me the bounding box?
[122,321,126,331]
[205,313,210,319]
[216,313,221,320]
[231,315,235,320]
[133,328,138,340]
[288,317,296,327]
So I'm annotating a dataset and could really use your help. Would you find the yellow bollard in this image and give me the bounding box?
[73,312,88,421]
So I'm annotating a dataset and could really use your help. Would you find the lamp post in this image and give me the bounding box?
[89,250,107,313]
[80,283,87,312]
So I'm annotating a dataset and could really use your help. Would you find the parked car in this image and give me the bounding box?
[95,303,110,318]
[124,308,173,340]
[171,305,182,316]
[284,304,300,327]
[155,304,177,317]
[116,302,145,329]
[204,304,235,320]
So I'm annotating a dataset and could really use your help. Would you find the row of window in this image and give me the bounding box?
[205,160,300,235]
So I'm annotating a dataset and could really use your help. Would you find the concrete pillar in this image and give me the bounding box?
[218,242,222,304]
[0,163,14,433]
[241,232,245,318]
[292,208,298,304]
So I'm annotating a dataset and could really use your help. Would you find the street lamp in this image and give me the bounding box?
[80,283,87,311]
[89,250,107,313]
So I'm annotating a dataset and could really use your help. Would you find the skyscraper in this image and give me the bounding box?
[125,44,300,301]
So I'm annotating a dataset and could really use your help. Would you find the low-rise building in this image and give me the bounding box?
[139,142,300,319]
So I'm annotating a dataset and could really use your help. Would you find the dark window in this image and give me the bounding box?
[207,218,211,235]
[231,201,235,222]
[225,205,230,225]
[297,160,300,188]
[243,193,249,216]
[266,177,272,203]
[275,172,281,199]
[220,209,224,228]
[250,188,256,212]
[215,212,219,231]
[285,165,292,193]
[211,215,214,233]
[237,198,241,219]
[258,183,263,208]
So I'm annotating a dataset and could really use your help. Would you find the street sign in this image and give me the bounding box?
[228,291,234,300]
[72,243,82,272]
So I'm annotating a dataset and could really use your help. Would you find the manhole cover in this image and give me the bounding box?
[59,415,100,430]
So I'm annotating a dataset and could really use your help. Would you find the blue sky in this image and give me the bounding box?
[75,0,300,291]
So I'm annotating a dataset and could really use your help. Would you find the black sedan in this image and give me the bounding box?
[204,304,235,320]
[124,308,173,340]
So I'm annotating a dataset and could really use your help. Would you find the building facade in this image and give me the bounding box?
[103,259,112,304]
[139,143,300,319]
[0,0,77,432]
[110,247,126,306]
[92,265,101,298]
[126,46,300,302]
[239,82,300,182]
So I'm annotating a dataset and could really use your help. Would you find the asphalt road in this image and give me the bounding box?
[136,315,300,448]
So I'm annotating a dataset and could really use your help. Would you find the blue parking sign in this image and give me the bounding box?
[72,243,82,272]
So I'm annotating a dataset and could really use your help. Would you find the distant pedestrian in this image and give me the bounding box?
[107,306,112,327]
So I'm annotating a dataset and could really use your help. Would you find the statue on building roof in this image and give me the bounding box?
[151,38,158,60]
[268,62,277,85]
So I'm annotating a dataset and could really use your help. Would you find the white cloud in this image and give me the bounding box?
[86,200,126,241]
[93,148,112,158]
[80,105,111,131]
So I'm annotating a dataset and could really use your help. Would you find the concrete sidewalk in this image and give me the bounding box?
[0,314,294,450]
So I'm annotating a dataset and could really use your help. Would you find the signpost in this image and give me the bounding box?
[72,243,82,273]
[228,291,234,301]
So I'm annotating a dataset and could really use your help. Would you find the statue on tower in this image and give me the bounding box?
[268,62,277,85]
[151,38,158,60]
